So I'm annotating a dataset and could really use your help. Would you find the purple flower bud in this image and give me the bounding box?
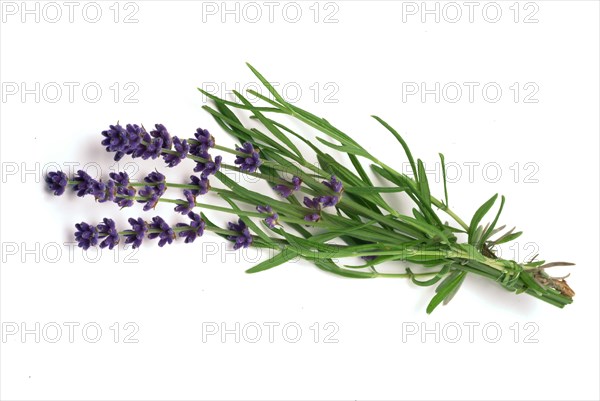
[97,218,119,250]
[189,174,210,196]
[256,205,278,228]
[140,133,164,160]
[174,190,195,215]
[194,128,215,149]
[138,191,159,211]
[256,205,273,214]
[235,142,262,173]
[273,176,302,198]
[101,124,144,161]
[96,180,116,203]
[124,217,147,249]
[74,222,99,250]
[72,170,96,197]
[148,216,175,247]
[291,176,302,191]
[203,155,222,176]
[150,124,172,150]
[109,172,130,186]
[273,184,293,198]
[101,124,128,161]
[265,213,279,229]
[115,186,135,208]
[228,219,246,233]
[303,196,322,222]
[319,195,339,207]
[91,180,107,200]
[124,124,143,156]
[163,137,189,167]
[176,212,206,243]
[303,196,321,210]
[45,171,68,196]
[144,171,165,186]
[227,219,253,250]
[323,175,343,193]
[190,143,210,166]
[304,213,321,222]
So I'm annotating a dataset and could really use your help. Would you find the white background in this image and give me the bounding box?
[1,1,599,400]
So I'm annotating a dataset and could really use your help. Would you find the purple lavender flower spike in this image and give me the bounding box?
[265,213,279,229]
[138,190,160,211]
[144,171,165,184]
[124,217,147,249]
[273,184,293,198]
[45,171,68,196]
[191,146,211,172]
[115,186,135,208]
[228,219,246,233]
[100,124,144,161]
[256,205,278,228]
[143,171,166,196]
[109,171,130,186]
[141,133,164,160]
[203,155,222,176]
[273,176,302,198]
[319,195,339,208]
[96,180,116,203]
[176,212,206,244]
[72,170,96,197]
[303,196,322,222]
[323,175,343,193]
[303,196,321,209]
[174,190,195,215]
[124,124,143,156]
[148,216,175,247]
[291,176,302,191]
[189,174,210,196]
[150,124,173,150]
[91,180,106,200]
[74,222,99,250]
[194,128,215,149]
[227,219,253,250]
[162,137,189,167]
[234,142,262,173]
[304,213,321,222]
[101,124,128,161]
[256,205,273,214]
[97,218,119,250]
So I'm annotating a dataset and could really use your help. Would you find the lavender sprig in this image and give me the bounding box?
[45,64,575,314]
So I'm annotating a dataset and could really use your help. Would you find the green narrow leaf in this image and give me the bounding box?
[246,63,289,107]
[493,230,523,245]
[481,195,505,243]
[427,270,467,314]
[417,159,431,208]
[407,264,450,287]
[371,115,417,178]
[314,258,376,279]
[442,271,467,305]
[315,137,370,158]
[245,248,299,273]
[233,90,303,159]
[348,154,373,186]
[345,186,406,194]
[468,194,498,244]
[439,153,449,206]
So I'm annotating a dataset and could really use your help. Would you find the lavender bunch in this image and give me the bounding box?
[45,64,575,313]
